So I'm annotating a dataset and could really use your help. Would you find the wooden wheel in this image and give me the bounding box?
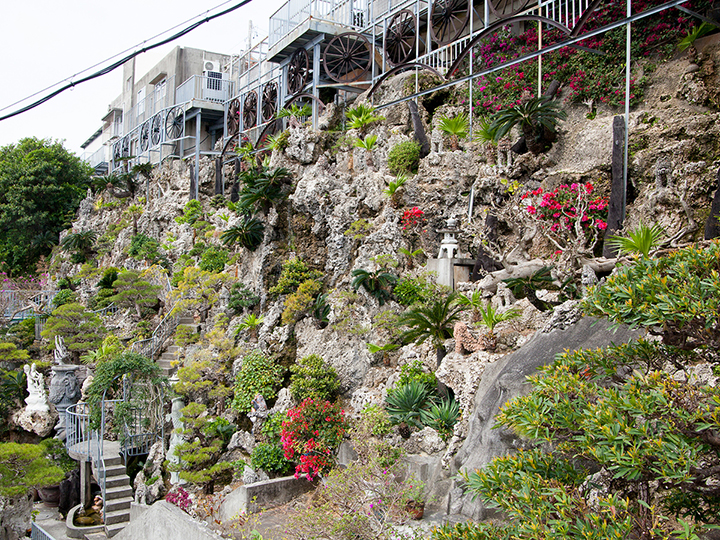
[243,92,258,129]
[262,82,278,122]
[489,0,533,19]
[227,99,240,135]
[165,106,184,140]
[430,0,470,45]
[150,113,162,145]
[121,136,130,158]
[323,32,371,83]
[113,140,122,162]
[255,119,282,165]
[385,10,417,66]
[140,122,150,152]
[287,48,310,95]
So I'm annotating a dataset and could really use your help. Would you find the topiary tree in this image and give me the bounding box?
[110,270,161,319]
[171,266,231,323]
[41,302,105,362]
[289,354,340,402]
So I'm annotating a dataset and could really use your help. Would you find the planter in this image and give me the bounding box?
[66,504,105,539]
[37,484,61,507]
[405,500,424,520]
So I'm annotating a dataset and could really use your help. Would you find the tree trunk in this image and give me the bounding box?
[523,123,544,155]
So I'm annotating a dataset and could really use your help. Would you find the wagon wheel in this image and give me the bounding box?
[113,140,122,162]
[489,0,532,19]
[287,48,310,95]
[385,10,417,66]
[255,119,282,165]
[121,136,130,158]
[243,91,258,129]
[150,114,163,145]
[165,106,184,139]
[227,99,240,135]
[430,0,471,45]
[261,82,278,122]
[323,32,371,83]
[140,122,150,152]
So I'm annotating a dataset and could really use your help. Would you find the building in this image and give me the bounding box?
[82,46,233,179]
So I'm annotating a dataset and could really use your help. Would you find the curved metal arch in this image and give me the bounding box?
[445,15,572,79]
[281,92,327,116]
[570,0,604,37]
[368,63,444,97]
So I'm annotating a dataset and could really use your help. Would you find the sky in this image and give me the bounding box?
[0,0,286,157]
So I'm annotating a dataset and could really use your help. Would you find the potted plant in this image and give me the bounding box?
[402,480,426,520]
[37,438,76,506]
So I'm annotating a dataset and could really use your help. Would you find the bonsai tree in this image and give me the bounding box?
[490,97,567,155]
[41,302,105,362]
[110,270,161,319]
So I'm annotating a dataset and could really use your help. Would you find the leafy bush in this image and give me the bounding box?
[289,354,340,402]
[387,140,421,175]
[199,246,228,273]
[175,200,203,225]
[220,216,265,251]
[251,442,294,475]
[127,234,168,267]
[41,303,106,362]
[228,282,260,314]
[359,404,392,437]
[281,398,346,480]
[269,258,322,296]
[52,289,77,308]
[174,324,200,347]
[394,275,436,306]
[110,270,160,319]
[231,351,285,414]
[282,279,322,325]
[396,359,437,393]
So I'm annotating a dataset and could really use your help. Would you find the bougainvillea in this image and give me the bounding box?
[401,207,427,233]
[280,398,346,480]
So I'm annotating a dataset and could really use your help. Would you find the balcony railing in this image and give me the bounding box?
[175,75,234,105]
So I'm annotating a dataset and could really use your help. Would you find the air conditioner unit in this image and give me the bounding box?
[204,60,219,72]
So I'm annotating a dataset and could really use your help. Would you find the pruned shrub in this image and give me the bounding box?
[289,354,340,402]
[388,140,420,175]
[231,351,285,414]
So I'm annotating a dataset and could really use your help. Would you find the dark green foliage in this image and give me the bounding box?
[385,380,433,429]
[175,200,203,225]
[312,293,330,328]
[269,258,323,296]
[52,289,77,307]
[60,230,98,263]
[0,368,26,432]
[39,437,76,474]
[0,138,93,275]
[203,417,236,447]
[199,246,228,273]
[387,140,421,175]
[237,166,291,213]
[251,442,293,475]
[6,318,35,350]
[351,268,397,306]
[97,267,119,289]
[210,195,226,209]
[228,282,260,315]
[0,442,65,498]
[504,266,555,312]
[41,303,105,362]
[231,351,285,414]
[420,398,460,440]
[289,354,340,402]
[127,234,168,268]
[489,97,567,155]
[220,216,265,250]
[110,270,161,319]
[393,275,436,306]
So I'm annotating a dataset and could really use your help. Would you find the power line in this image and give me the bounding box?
[0,0,253,122]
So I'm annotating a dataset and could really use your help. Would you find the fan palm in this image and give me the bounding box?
[490,97,567,155]
[439,113,469,150]
[606,223,664,258]
[398,292,467,367]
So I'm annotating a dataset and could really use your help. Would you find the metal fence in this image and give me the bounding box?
[175,75,234,105]
[269,0,369,47]
[30,522,56,540]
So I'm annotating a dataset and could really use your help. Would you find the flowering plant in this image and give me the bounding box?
[280,398,345,480]
[520,182,608,259]
[401,207,427,234]
[165,486,191,512]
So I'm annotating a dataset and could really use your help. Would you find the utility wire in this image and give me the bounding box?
[0,0,253,122]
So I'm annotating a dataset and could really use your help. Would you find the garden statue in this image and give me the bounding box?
[167,391,186,485]
[23,363,50,413]
[437,218,460,259]
[249,393,268,434]
[54,335,70,365]
[49,364,81,441]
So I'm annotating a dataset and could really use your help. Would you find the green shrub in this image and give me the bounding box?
[250,442,293,475]
[359,403,392,437]
[176,200,203,225]
[269,258,323,296]
[127,234,168,267]
[199,246,228,273]
[281,279,322,325]
[97,267,119,289]
[231,351,285,414]
[228,282,260,314]
[394,275,436,306]
[388,140,421,175]
[289,354,340,402]
[420,398,460,441]
[6,318,35,350]
[52,289,77,308]
[397,359,437,392]
[174,325,200,347]
[385,380,434,429]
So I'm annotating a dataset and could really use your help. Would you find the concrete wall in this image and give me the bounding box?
[219,476,316,522]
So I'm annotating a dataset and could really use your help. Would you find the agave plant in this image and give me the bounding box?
[351,268,398,306]
[346,103,384,130]
[313,293,331,328]
[439,113,469,150]
[220,215,265,251]
[420,398,460,441]
[490,97,567,155]
[606,223,664,258]
[385,380,434,429]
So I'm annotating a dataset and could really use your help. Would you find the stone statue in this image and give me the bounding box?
[54,335,70,365]
[23,363,50,413]
[248,393,268,434]
[49,365,81,441]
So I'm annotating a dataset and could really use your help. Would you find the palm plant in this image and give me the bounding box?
[439,113,469,150]
[420,398,460,441]
[312,293,331,328]
[345,103,384,130]
[384,174,408,208]
[235,314,265,342]
[490,97,567,155]
[385,380,434,429]
[60,230,98,263]
[354,135,378,169]
[606,223,664,258]
[398,247,424,270]
[237,166,290,212]
[278,104,312,128]
[367,342,401,365]
[474,303,521,351]
[398,292,467,367]
[351,268,398,306]
[458,291,487,324]
[220,215,265,251]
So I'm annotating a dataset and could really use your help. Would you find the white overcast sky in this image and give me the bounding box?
[0,0,285,157]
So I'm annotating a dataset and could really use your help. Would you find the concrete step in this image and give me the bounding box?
[105,496,133,513]
[84,532,108,540]
[105,484,133,500]
[105,522,127,538]
[104,465,127,478]
[103,455,122,467]
[104,508,130,526]
[105,474,131,489]
[177,318,196,326]
[166,345,182,354]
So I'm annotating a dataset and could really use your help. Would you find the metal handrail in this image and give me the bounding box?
[31,522,57,540]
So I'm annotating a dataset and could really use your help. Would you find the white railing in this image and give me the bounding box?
[1,289,57,322]
[31,522,57,540]
[269,0,369,48]
[82,146,108,169]
[176,75,234,105]
[416,34,474,75]
[540,0,591,30]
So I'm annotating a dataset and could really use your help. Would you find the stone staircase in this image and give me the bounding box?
[156,315,197,376]
[93,443,133,538]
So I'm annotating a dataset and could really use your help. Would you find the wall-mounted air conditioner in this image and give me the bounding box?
[203,60,219,73]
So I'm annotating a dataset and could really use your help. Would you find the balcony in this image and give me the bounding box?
[175,74,234,109]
